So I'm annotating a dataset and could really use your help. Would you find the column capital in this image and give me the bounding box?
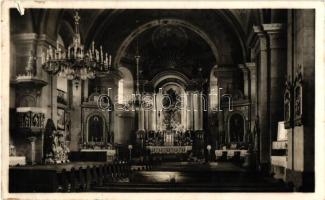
[238,64,249,72]
[262,23,285,34]
[37,34,58,47]
[12,33,38,43]
[263,23,286,49]
[253,25,265,36]
[27,136,37,142]
[249,26,268,51]
[238,64,250,78]
[245,62,256,71]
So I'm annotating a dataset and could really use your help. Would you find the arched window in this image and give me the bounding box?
[118,79,124,104]
[119,66,134,103]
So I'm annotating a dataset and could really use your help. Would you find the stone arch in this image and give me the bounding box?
[114,19,220,68]
[151,70,190,90]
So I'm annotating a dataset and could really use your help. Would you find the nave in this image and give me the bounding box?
[8,8,315,193]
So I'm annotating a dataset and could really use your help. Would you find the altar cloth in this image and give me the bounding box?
[146,146,192,154]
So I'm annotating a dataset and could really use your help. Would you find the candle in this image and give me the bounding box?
[89,50,92,60]
[48,45,52,59]
[67,47,70,59]
[96,50,99,61]
[109,54,112,66]
[104,53,108,68]
[100,46,103,63]
[74,47,77,59]
[41,52,45,64]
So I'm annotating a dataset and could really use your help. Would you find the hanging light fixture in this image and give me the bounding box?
[133,27,142,110]
[42,10,112,82]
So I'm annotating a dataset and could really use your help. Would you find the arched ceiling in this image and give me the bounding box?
[10,9,271,80]
[87,9,246,64]
[122,19,217,79]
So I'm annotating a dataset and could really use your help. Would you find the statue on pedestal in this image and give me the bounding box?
[44,119,70,164]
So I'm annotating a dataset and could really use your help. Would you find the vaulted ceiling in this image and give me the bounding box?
[11,9,285,79]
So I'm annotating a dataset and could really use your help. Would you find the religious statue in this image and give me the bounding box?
[44,119,70,164]
[162,88,180,130]
[25,50,35,76]
[293,65,303,126]
[253,116,260,151]
[45,131,70,164]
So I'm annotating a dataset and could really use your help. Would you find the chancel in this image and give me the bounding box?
[8,8,315,192]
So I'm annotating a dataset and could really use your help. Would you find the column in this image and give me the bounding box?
[83,79,89,102]
[115,111,135,144]
[238,64,249,99]
[152,93,157,131]
[193,91,199,130]
[186,92,193,130]
[198,92,204,130]
[138,107,145,131]
[27,136,37,165]
[38,34,58,122]
[181,92,187,129]
[246,62,257,127]
[145,109,149,130]
[156,90,162,131]
[70,78,82,150]
[218,111,225,144]
[263,23,286,142]
[252,25,270,167]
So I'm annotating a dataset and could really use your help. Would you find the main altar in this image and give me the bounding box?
[133,85,205,160]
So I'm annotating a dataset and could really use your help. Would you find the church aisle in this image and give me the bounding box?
[92,162,292,192]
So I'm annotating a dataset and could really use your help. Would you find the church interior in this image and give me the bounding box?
[8,9,315,192]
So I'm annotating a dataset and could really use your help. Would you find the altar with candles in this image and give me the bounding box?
[133,82,206,159]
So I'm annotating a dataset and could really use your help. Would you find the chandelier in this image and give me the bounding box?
[42,10,112,81]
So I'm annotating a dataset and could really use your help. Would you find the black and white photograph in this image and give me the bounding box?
[1,1,325,199]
